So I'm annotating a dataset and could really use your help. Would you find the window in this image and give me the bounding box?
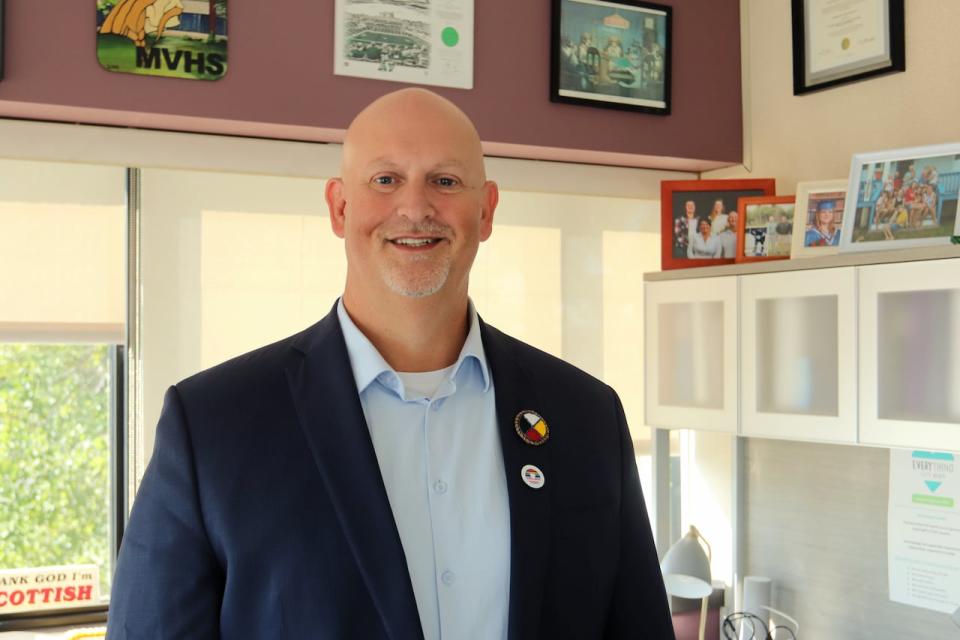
[0,344,118,596]
[138,169,662,502]
[0,159,125,625]
[0,124,681,628]
[670,428,734,587]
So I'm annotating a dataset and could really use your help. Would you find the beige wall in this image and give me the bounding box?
[706,1,960,189]
[708,3,960,634]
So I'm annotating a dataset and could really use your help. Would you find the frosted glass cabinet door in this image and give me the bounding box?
[645,277,738,433]
[859,259,960,452]
[741,268,857,443]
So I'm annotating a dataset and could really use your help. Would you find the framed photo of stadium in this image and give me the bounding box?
[660,178,776,271]
[790,179,847,258]
[840,143,960,253]
[333,0,474,89]
[551,0,671,115]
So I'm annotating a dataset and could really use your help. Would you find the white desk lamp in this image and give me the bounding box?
[661,525,713,640]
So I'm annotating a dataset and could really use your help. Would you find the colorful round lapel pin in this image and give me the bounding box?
[521,464,545,490]
[514,410,549,446]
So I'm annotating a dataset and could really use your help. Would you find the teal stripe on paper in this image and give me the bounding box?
[912,451,955,461]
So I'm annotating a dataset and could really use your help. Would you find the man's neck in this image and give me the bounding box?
[341,288,470,373]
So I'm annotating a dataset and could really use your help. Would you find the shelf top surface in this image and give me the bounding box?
[644,245,960,281]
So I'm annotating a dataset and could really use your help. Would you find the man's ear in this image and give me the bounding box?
[326,178,346,238]
[479,180,499,242]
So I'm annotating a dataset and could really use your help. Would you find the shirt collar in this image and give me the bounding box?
[337,298,492,395]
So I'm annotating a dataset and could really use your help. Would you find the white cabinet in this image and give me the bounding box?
[644,251,960,451]
[740,268,857,443]
[858,259,960,452]
[645,277,738,433]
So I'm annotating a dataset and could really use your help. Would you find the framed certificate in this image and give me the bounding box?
[791,0,904,95]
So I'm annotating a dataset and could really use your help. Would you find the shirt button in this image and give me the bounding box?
[433,479,448,494]
[441,570,456,586]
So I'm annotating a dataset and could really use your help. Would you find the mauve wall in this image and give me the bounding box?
[0,1,742,169]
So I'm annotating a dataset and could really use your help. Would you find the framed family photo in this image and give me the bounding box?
[736,195,796,263]
[660,178,776,270]
[791,179,847,258]
[791,0,905,95]
[840,143,960,253]
[551,0,671,115]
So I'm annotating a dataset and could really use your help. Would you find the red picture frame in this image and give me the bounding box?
[735,195,797,263]
[660,179,776,270]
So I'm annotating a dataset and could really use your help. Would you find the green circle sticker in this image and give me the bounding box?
[441,27,460,47]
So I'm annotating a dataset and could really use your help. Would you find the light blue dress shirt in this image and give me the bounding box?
[337,300,511,640]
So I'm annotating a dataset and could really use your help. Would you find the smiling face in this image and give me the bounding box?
[326,89,498,303]
[816,207,834,228]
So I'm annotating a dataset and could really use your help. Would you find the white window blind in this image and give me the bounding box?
[0,159,125,343]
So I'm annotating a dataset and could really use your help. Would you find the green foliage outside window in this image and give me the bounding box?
[0,344,112,596]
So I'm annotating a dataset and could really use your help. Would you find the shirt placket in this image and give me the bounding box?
[423,377,460,638]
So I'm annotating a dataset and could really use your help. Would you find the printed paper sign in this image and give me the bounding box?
[334,0,474,89]
[888,449,960,613]
[0,564,100,614]
[96,0,228,80]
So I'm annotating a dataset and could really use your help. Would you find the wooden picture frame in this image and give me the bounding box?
[840,143,960,253]
[791,179,847,258]
[791,0,905,95]
[735,195,796,263]
[551,0,671,115]
[660,179,776,270]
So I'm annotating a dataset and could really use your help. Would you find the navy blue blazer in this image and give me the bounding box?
[107,306,674,639]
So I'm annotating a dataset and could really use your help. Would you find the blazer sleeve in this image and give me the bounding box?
[604,389,676,639]
[107,386,224,639]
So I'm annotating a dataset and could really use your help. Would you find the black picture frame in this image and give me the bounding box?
[791,0,905,95]
[550,0,671,116]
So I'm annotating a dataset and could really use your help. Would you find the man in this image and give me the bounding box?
[106,89,673,639]
[719,210,739,257]
[775,212,792,237]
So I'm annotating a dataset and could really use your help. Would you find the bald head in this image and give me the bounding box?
[341,88,487,183]
[325,88,499,313]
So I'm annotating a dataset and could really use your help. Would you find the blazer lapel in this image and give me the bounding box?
[285,308,424,640]
[480,320,552,640]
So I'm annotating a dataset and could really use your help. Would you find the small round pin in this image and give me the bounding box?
[514,410,549,446]
[521,464,545,490]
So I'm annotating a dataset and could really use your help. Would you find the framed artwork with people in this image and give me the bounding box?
[735,195,796,263]
[840,143,960,253]
[791,179,847,258]
[550,0,672,115]
[660,178,776,270]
